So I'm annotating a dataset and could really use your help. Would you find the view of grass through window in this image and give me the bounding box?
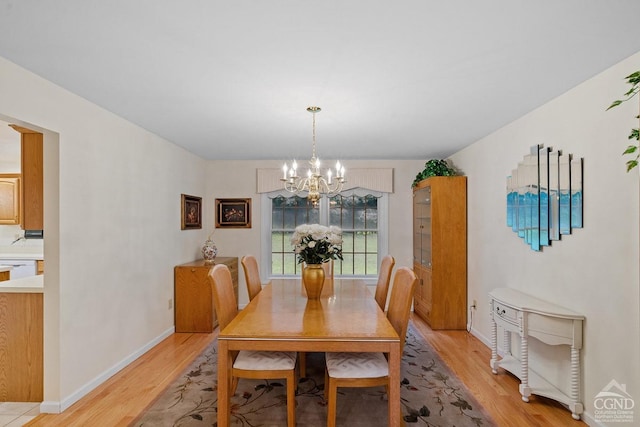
[271,194,379,276]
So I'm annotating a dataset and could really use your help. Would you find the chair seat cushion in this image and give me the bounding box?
[326,352,389,378]
[233,350,297,370]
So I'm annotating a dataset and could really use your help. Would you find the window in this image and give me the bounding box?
[271,196,319,275]
[266,190,387,277]
[330,194,379,275]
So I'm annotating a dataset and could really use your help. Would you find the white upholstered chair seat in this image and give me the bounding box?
[234,350,297,371]
[325,352,389,378]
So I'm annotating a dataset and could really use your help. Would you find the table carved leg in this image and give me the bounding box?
[569,346,583,420]
[519,333,531,402]
[490,318,499,373]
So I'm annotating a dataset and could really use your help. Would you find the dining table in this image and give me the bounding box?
[217,277,402,426]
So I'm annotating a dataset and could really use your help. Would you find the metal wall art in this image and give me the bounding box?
[506,145,582,251]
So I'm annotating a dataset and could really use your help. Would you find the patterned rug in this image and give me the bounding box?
[132,323,495,426]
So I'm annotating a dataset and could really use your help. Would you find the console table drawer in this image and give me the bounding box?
[493,302,518,324]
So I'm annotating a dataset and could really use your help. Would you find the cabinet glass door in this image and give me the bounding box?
[413,186,432,267]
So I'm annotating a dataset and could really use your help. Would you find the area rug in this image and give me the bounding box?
[132,323,495,426]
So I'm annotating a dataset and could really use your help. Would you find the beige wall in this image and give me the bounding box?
[451,51,640,424]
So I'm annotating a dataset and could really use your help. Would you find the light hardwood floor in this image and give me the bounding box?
[25,314,585,426]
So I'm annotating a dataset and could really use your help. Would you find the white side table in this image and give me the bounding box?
[489,287,585,420]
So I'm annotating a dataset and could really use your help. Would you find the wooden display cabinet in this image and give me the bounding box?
[413,176,467,329]
[174,257,238,333]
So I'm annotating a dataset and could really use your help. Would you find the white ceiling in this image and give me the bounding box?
[1,1,640,161]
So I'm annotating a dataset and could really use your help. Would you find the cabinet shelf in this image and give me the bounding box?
[497,355,572,405]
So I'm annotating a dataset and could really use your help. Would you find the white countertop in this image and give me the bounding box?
[0,253,44,260]
[0,266,11,273]
[0,244,44,260]
[0,274,43,293]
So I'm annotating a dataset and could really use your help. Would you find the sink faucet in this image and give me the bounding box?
[10,236,25,245]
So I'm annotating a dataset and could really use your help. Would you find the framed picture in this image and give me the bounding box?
[181,194,202,230]
[216,198,251,228]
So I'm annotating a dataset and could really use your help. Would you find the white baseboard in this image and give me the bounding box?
[467,325,490,348]
[40,326,175,414]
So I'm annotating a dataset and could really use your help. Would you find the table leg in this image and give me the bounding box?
[570,346,583,420]
[490,318,498,374]
[388,343,401,427]
[218,340,231,426]
[519,334,530,402]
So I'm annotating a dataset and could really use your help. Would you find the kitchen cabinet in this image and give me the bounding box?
[9,125,43,231]
[0,291,43,401]
[36,260,44,275]
[412,176,467,329]
[0,174,20,225]
[174,257,238,332]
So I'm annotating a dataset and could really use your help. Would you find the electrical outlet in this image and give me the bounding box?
[471,299,477,309]
[168,298,173,309]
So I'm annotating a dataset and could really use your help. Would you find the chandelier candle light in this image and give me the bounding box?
[281,106,345,205]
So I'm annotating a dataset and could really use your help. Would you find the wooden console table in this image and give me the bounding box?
[489,288,584,420]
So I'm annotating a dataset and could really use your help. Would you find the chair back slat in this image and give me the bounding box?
[374,255,395,310]
[209,264,239,331]
[386,267,418,351]
[241,255,263,301]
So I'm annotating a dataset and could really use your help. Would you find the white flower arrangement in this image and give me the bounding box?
[291,224,343,265]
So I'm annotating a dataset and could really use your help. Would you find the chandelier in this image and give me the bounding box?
[281,106,345,205]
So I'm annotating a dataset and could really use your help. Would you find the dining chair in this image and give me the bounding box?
[373,255,395,311]
[241,254,263,302]
[209,264,298,427]
[323,266,418,427]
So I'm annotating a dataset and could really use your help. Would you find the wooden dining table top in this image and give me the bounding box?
[219,278,399,343]
[217,277,404,426]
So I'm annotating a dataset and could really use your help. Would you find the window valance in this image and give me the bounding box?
[256,168,393,194]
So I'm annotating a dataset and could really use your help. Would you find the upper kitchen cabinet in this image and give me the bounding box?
[0,174,20,225]
[10,125,43,231]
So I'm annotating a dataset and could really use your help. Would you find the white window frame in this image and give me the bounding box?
[261,190,388,281]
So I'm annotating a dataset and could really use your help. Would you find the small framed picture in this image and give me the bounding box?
[181,194,202,230]
[216,198,251,228]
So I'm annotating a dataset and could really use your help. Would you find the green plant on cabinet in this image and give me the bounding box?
[412,159,457,188]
